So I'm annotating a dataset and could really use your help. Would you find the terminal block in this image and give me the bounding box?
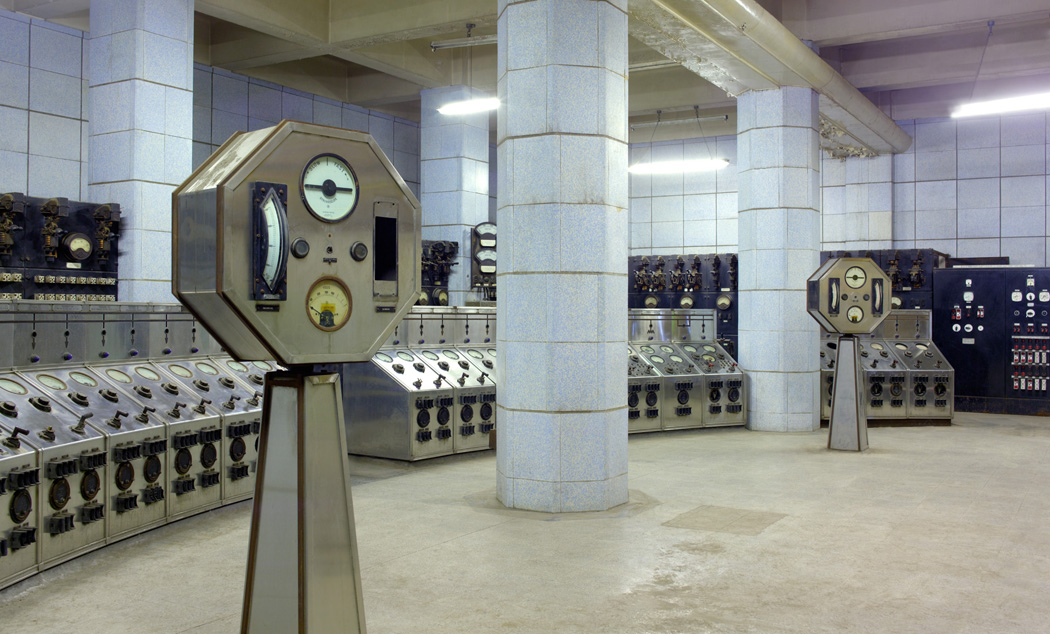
[115,493,139,513]
[46,458,79,479]
[80,450,107,470]
[113,445,142,462]
[200,471,220,489]
[48,512,75,535]
[460,425,476,436]
[142,485,165,506]
[0,537,6,557]
[10,526,36,550]
[81,502,104,524]
[142,439,167,456]
[199,428,222,444]
[7,467,39,489]
[172,431,199,449]
[416,430,433,442]
[227,422,252,438]
[173,477,196,496]
[436,428,452,440]
[230,464,250,481]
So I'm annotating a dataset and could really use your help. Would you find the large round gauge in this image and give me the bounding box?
[844,266,867,289]
[196,362,219,375]
[468,350,484,360]
[0,378,26,395]
[37,374,66,390]
[69,372,97,387]
[397,351,414,362]
[422,351,439,360]
[106,369,132,384]
[846,306,864,323]
[870,342,883,350]
[227,361,248,373]
[305,276,353,332]
[300,153,359,223]
[659,345,674,353]
[135,367,160,381]
[251,362,273,371]
[716,294,732,310]
[61,232,94,261]
[683,345,697,353]
[640,346,654,354]
[375,352,392,363]
[169,365,194,378]
[650,355,664,364]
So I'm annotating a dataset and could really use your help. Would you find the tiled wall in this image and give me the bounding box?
[191,64,421,198]
[0,11,87,200]
[892,114,1048,266]
[629,112,1050,266]
[628,136,739,255]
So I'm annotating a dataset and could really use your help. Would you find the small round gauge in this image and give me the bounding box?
[115,462,135,490]
[143,455,162,483]
[702,354,716,364]
[963,291,974,303]
[1011,290,1023,302]
[475,249,497,275]
[135,367,160,381]
[61,232,94,261]
[174,449,193,475]
[660,345,674,353]
[468,350,484,359]
[422,351,439,360]
[397,351,415,362]
[375,352,392,363]
[252,362,273,371]
[37,374,66,390]
[844,266,867,289]
[49,478,71,510]
[81,469,101,500]
[196,362,219,375]
[227,361,248,373]
[870,342,883,350]
[306,276,353,332]
[417,291,429,306]
[846,306,864,323]
[916,343,928,351]
[683,345,697,353]
[716,294,732,310]
[703,345,716,353]
[891,297,902,309]
[169,365,193,378]
[300,153,359,223]
[69,371,97,387]
[650,355,664,364]
[200,443,218,469]
[487,349,496,358]
[443,350,460,360]
[669,354,684,363]
[640,346,655,354]
[0,378,26,395]
[230,437,247,463]
[106,370,132,384]
[895,343,908,350]
[644,295,658,308]
[10,489,32,523]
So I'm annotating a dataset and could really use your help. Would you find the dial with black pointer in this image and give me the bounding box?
[300,153,359,222]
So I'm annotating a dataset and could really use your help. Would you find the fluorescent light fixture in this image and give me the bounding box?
[628,158,729,174]
[952,91,1050,118]
[437,97,500,116]
[430,34,497,51]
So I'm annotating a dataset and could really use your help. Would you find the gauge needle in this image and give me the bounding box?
[310,307,322,316]
[304,184,354,192]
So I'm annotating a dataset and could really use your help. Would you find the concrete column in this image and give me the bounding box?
[737,87,821,432]
[88,0,193,302]
[495,0,629,512]
[420,85,490,305]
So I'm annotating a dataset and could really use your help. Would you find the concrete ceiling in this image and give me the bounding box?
[6,0,1050,144]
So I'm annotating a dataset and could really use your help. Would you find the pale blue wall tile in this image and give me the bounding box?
[716,162,737,192]
[915,149,956,181]
[956,238,999,258]
[192,105,210,142]
[247,117,273,131]
[717,217,738,247]
[915,179,956,210]
[1001,175,1045,207]
[342,106,368,131]
[368,113,394,154]
[629,197,650,223]
[0,106,27,152]
[547,65,598,134]
[629,223,650,250]
[915,208,957,239]
[915,120,955,152]
[651,195,682,222]
[505,1,546,71]
[313,99,341,127]
[957,117,998,149]
[212,73,247,115]
[88,130,132,182]
[597,69,626,141]
[1001,237,1045,266]
[1001,113,1045,147]
[957,178,999,209]
[28,112,80,161]
[684,219,717,247]
[192,67,211,107]
[822,157,845,186]
[1001,144,1045,177]
[211,109,246,145]
[651,221,682,249]
[29,23,80,77]
[0,16,29,66]
[958,208,1000,239]
[248,84,281,121]
[28,68,80,118]
[142,32,189,89]
[392,151,419,184]
[957,147,999,179]
[893,153,915,182]
[394,121,419,154]
[512,478,558,513]
[716,192,737,218]
[191,141,211,169]
[282,91,312,122]
[547,0,597,67]
[164,135,191,184]
[512,135,558,205]
[0,150,27,192]
[89,1,143,37]
[506,67,546,137]
[683,193,716,221]
[28,154,79,199]
[142,0,192,41]
[1001,206,1045,237]
[88,30,141,87]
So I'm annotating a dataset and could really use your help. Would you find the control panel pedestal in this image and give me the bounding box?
[828,335,869,452]
[242,370,366,634]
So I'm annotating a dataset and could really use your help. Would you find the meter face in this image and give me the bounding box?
[260,189,287,291]
[305,276,353,332]
[300,153,359,222]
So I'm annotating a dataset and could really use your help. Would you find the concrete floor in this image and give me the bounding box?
[2,412,1049,633]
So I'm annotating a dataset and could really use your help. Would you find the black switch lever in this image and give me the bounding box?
[107,410,129,429]
[3,427,28,449]
[135,406,156,423]
[247,391,261,407]
[223,395,241,410]
[71,413,94,434]
[167,402,187,418]
[193,398,212,414]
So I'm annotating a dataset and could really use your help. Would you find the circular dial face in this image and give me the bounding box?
[683,345,697,353]
[62,232,94,261]
[891,297,903,309]
[487,349,496,358]
[422,351,439,360]
[227,361,248,373]
[230,437,248,463]
[660,345,674,353]
[716,294,732,310]
[442,350,460,360]
[306,276,353,332]
[69,371,97,387]
[703,345,716,353]
[640,346,655,354]
[143,455,162,483]
[135,367,160,381]
[963,291,974,303]
[475,249,497,274]
[669,354,684,363]
[196,362,219,375]
[895,343,909,351]
[650,355,664,364]
[300,153,359,223]
[702,353,716,364]
[37,374,66,390]
[397,351,414,362]
[0,378,26,395]
[375,352,392,363]
[169,365,193,378]
[870,342,883,350]
[252,362,273,371]
[468,349,484,359]
[846,306,864,323]
[844,266,867,289]
[106,369,132,383]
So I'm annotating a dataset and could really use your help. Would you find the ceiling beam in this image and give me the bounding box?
[333,39,453,89]
[329,0,496,49]
[196,0,329,48]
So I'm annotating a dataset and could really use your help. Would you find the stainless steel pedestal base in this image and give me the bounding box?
[242,370,367,633]
[828,335,869,452]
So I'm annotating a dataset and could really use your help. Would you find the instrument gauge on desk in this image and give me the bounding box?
[475,249,497,275]
[844,266,867,289]
[716,293,732,310]
[300,153,359,223]
[306,276,353,332]
[846,306,864,323]
[61,232,94,261]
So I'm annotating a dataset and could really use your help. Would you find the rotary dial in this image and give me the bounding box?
[300,153,359,223]
[844,266,867,289]
[306,276,353,332]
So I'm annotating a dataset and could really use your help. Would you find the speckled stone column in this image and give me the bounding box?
[736,87,821,432]
[420,85,490,305]
[495,0,629,512]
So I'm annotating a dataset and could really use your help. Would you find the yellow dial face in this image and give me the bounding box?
[306,276,353,332]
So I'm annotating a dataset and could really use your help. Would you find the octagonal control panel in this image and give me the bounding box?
[172,121,421,365]
[807,257,892,335]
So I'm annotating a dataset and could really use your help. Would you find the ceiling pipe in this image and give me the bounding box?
[681,0,912,153]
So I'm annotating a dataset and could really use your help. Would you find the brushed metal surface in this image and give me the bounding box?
[0,421,40,588]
